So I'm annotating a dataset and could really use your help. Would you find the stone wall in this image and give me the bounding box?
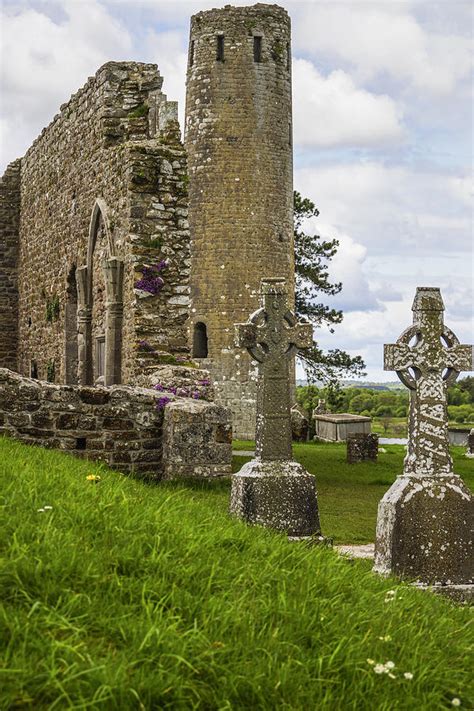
[0,368,232,479]
[185,4,294,439]
[3,61,190,386]
[0,159,21,370]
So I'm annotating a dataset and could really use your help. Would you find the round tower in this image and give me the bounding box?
[185,3,294,439]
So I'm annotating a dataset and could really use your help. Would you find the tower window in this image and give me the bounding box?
[189,40,195,67]
[216,35,224,62]
[193,322,208,358]
[286,42,291,71]
[253,36,262,63]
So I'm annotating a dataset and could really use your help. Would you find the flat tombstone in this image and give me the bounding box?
[230,278,321,537]
[374,287,474,588]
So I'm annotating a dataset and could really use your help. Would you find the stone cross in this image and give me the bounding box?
[374,287,473,588]
[230,278,321,538]
[384,287,472,478]
[236,277,313,460]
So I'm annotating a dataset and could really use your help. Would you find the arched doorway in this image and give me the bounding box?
[77,199,124,386]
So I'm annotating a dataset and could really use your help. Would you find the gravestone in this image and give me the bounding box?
[314,399,327,414]
[347,433,379,464]
[466,429,474,459]
[230,278,321,537]
[374,287,474,588]
[291,404,309,442]
[313,413,371,442]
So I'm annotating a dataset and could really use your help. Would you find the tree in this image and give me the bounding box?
[294,191,365,385]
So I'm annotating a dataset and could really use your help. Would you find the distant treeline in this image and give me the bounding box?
[296,376,474,423]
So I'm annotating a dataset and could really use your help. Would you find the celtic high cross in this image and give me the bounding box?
[384,287,472,478]
[236,278,313,461]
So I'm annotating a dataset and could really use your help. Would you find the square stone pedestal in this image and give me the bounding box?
[373,475,474,585]
[230,460,320,537]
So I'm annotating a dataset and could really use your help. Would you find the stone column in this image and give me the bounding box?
[104,257,124,386]
[76,266,92,386]
[230,278,321,538]
[374,287,473,588]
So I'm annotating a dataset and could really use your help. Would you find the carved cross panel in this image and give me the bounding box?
[384,287,473,477]
[235,278,313,461]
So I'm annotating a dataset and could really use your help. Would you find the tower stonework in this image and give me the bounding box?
[185,4,294,439]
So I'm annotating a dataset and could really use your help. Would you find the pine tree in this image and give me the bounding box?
[294,190,365,385]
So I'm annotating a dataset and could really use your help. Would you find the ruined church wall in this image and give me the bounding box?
[0,368,232,479]
[12,61,190,385]
[0,159,21,370]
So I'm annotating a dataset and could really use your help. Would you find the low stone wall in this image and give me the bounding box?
[0,368,231,479]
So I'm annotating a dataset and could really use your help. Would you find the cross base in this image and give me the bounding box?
[373,474,474,585]
[230,460,321,537]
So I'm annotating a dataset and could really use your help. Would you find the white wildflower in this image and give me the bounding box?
[388,673,396,679]
[404,672,413,680]
[374,664,386,674]
[44,505,53,511]
[367,659,375,665]
[451,700,461,707]
[385,661,395,670]
[37,508,45,513]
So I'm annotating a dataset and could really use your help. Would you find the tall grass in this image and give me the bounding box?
[1,437,472,709]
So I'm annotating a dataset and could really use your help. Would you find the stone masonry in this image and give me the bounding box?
[0,160,21,370]
[0,368,231,479]
[185,4,294,439]
[374,287,474,587]
[1,62,190,386]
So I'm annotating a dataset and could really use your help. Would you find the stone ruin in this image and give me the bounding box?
[346,433,379,464]
[374,287,474,590]
[0,368,231,480]
[0,3,294,441]
[230,278,321,538]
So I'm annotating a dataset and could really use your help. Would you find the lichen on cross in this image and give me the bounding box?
[235,277,313,461]
[384,287,473,477]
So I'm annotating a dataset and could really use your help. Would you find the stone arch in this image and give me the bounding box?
[77,199,123,386]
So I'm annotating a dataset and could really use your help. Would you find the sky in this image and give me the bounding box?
[1,0,472,382]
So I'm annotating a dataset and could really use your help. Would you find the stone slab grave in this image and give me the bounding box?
[313,412,371,442]
[347,433,379,464]
[373,287,474,596]
[230,278,322,538]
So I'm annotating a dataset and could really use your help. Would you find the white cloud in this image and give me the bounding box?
[293,60,405,148]
[292,4,472,95]
[295,163,472,256]
[0,1,132,167]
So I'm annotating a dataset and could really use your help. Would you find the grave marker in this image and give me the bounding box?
[230,278,321,537]
[374,287,473,587]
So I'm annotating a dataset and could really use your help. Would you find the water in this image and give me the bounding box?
[379,437,407,445]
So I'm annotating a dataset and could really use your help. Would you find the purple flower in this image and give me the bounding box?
[192,391,200,399]
[153,383,165,391]
[197,379,210,386]
[134,261,168,295]
[156,396,171,410]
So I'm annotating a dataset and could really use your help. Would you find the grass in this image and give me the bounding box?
[233,440,473,544]
[1,436,473,710]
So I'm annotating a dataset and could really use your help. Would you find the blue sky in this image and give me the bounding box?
[1,0,472,381]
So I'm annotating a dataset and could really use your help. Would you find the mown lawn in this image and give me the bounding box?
[233,439,473,543]
[1,436,473,710]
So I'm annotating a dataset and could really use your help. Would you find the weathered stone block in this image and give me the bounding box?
[374,475,473,584]
[230,461,320,537]
[162,399,232,479]
[347,433,379,463]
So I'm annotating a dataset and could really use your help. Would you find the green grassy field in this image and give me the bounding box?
[1,436,473,710]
